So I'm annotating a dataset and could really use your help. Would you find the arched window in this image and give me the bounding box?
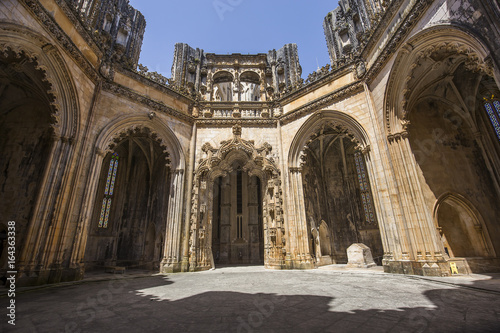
[484,97,500,141]
[354,152,375,224]
[98,152,119,228]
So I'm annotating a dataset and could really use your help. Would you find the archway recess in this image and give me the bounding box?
[0,22,81,286]
[188,125,285,271]
[433,193,496,271]
[384,25,500,275]
[84,129,171,271]
[72,117,187,276]
[288,110,383,268]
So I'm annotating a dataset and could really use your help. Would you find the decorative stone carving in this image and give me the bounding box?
[355,61,366,79]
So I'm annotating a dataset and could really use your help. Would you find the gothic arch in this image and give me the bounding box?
[384,24,496,135]
[0,21,80,138]
[287,110,382,266]
[433,192,496,258]
[196,126,278,181]
[188,125,285,270]
[382,24,500,272]
[0,22,84,284]
[95,115,186,170]
[74,115,186,273]
[288,110,371,168]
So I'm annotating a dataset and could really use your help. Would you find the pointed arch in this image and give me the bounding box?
[384,24,497,136]
[0,22,80,138]
[188,126,284,270]
[288,110,371,168]
[95,115,186,170]
[0,22,84,284]
[433,192,496,258]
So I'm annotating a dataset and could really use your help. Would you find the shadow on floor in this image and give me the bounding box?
[5,274,500,332]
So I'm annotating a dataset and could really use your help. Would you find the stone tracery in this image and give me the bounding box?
[188,125,285,270]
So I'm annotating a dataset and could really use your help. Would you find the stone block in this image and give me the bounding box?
[346,243,376,268]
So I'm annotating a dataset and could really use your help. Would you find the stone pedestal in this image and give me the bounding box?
[346,243,376,268]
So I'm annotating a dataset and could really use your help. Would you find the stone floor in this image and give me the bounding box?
[1,265,500,332]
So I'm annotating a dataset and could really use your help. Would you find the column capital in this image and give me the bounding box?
[95,147,107,158]
[289,167,302,174]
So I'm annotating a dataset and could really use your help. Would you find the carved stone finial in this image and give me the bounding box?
[401,119,411,131]
[201,142,213,153]
[232,124,242,137]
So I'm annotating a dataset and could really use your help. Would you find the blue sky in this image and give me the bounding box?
[128,0,339,79]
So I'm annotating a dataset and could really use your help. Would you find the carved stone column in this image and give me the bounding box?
[69,147,107,273]
[39,136,76,275]
[386,131,447,275]
[17,134,74,284]
[161,169,185,273]
[287,167,314,269]
[181,123,197,272]
[219,176,231,263]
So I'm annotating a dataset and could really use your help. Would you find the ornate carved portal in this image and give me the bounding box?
[188,126,285,271]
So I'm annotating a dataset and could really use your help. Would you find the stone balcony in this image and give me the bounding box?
[201,102,274,119]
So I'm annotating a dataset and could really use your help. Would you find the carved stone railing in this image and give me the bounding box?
[131,64,196,99]
[201,102,273,119]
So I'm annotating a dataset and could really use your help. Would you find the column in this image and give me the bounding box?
[69,147,107,270]
[387,131,446,274]
[161,169,185,272]
[17,134,69,276]
[288,167,314,269]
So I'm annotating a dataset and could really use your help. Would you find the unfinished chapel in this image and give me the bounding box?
[1,0,500,287]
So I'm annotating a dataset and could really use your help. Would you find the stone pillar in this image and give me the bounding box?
[386,131,447,275]
[362,81,406,270]
[288,167,314,269]
[17,134,73,282]
[181,123,197,272]
[70,147,107,271]
[219,176,231,263]
[39,136,76,273]
[188,183,200,271]
[360,146,396,262]
[247,177,260,263]
[161,169,185,273]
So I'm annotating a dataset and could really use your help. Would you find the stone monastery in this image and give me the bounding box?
[1,0,500,286]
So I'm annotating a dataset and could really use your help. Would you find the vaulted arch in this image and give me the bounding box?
[433,192,496,259]
[95,115,186,170]
[382,24,500,273]
[0,22,83,285]
[74,115,187,274]
[288,110,382,266]
[289,110,371,168]
[0,22,80,138]
[385,25,496,136]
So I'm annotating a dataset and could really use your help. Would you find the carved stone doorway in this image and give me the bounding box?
[212,168,264,265]
[188,125,285,271]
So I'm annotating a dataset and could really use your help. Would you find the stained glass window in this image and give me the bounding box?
[354,152,376,224]
[484,97,500,142]
[98,153,119,228]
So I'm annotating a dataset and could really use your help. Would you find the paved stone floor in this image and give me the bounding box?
[1,266,500,332]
